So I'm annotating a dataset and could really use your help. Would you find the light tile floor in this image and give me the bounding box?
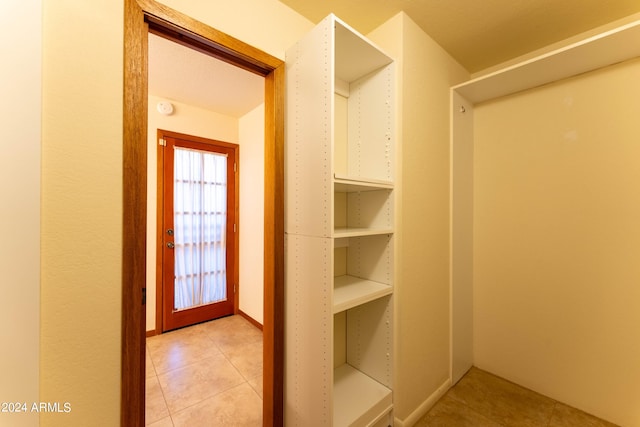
[147,320,618,427]
[145,315,263,426]
[417,367,619,427]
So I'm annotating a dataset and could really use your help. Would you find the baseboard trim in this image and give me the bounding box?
[145,329,158,338]
[238,310,263,331]
[394,377,451,427]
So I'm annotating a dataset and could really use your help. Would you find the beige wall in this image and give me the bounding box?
[473,58,640,426]
[369,12,470,424]
[146,95,240,331]
[41,0,123,425]
[39,0,311,425]
[238,104,266,324]
[1,1,41,426]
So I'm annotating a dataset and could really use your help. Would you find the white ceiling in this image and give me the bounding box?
[149,2,640,114]
[148,33,264,118]
[278,0,640,73]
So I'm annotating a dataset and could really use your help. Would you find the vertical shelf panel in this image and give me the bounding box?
[334,92,349,176]
[285,234,334,425]
[450,90,474,384]
[285,15,334,237]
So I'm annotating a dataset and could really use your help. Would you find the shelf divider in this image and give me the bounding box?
[333,275,391,314]
[334,364,393,427]
[334,173,393,192]
[334,227,393,238]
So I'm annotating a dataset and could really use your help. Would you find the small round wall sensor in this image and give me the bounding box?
[157,101,174,115]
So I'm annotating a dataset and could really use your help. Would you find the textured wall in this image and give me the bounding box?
[41,0,124,424]
[473,58,640,426]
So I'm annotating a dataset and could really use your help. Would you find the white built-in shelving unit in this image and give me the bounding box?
[450,19,640,384]
[285,14,396,426]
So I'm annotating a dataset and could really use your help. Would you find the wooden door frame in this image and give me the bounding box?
[122,1,285,425]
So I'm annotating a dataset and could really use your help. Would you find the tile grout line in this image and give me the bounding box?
[144,342,169,426]
[462,399,507,426]
[150,340,174,427]
[162,356,248,416]
[145,316,263,426]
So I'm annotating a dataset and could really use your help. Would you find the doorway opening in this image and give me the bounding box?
[123,1,285,425]
[147,32,266,336]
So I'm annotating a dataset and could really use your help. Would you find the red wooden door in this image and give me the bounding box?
[160,132,238,331]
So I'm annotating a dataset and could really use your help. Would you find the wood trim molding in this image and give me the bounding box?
[122,0,285,425]
[139,0,281,75]
[238,310,264,331]
[263,64,285,427]
[122,0,148,425]
[155,129,164,335]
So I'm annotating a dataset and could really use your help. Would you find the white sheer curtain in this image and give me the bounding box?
[173,147,228,311]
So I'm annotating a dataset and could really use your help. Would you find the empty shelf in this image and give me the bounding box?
[334,364,392,427]
[334,227,393,238]
[334,174,393,192]
[334,275,391,313]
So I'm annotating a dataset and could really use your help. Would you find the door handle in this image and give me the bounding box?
[166,242,175,249]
